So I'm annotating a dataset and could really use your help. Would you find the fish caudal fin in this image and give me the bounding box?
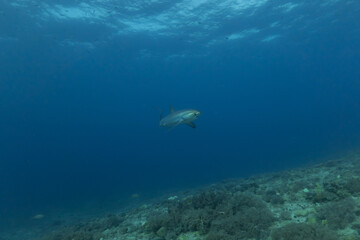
[170,106,175,113]
[152,106,163,121]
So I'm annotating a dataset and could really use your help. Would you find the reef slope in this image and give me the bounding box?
[39,153,360,240]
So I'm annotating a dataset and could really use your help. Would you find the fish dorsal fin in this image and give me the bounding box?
[170,106,175,113]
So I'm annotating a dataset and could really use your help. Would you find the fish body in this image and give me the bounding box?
[159,106,201,128]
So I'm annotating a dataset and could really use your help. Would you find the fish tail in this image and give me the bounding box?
[152,106,163,121]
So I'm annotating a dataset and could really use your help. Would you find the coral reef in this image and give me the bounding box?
[31,152,360,240]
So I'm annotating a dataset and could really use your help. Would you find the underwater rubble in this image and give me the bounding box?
[39,153,360,240]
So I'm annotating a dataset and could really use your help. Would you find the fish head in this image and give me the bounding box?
[183,109,201,121]
[193,110,201,119]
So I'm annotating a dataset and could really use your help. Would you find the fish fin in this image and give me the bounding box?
[170,121,181,129]
[170,106,175,113]
[185,122,196,128]
[174,121,181,127]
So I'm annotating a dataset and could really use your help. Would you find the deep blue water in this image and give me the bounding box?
[0,0,360,230]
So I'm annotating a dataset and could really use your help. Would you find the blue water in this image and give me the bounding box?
[1,0,360,230]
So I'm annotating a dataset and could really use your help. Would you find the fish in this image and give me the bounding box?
[131,193,140,198]
[32,214,45,220]
[159,106,201,128]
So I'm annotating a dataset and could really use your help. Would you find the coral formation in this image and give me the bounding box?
[271,223,337,240]
[146,191,275,239]
[317,197,357,229]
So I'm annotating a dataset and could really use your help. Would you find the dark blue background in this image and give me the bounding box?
[0,0,360,229]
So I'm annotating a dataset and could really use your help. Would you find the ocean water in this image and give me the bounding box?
[0,0,360,236]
